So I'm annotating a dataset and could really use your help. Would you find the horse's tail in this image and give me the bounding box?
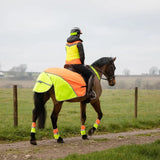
[34,92,46,129]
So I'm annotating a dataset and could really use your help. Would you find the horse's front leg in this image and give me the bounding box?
[88,99,103,136]
[80,101,88,140]
[51,101,64,143]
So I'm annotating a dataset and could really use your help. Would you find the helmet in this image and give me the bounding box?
[70,27,82,36]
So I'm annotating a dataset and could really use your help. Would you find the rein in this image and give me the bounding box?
[90,66,115,81]
[101,77,108,80]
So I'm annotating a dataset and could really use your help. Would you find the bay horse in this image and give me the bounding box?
[30,57,116,145]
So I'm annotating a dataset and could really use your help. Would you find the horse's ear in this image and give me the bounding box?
[112,57,116,61]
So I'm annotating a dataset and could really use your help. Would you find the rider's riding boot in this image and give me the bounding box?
[87,75,96,100]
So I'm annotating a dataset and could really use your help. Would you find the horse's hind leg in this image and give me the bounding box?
[30,92,49,145]
[88,99,103,136]
[50,95,64,143]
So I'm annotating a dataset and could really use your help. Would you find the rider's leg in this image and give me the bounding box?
[87,74,96,100]
[71,65,96,100]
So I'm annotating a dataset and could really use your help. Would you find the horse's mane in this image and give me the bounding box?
[91,57,113,67]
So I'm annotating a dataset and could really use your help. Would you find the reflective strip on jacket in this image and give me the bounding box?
[65,41,82,64]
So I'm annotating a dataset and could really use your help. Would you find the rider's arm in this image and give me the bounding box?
[77,42,85,65]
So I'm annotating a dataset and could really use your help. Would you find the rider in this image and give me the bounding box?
[64,27,96,100]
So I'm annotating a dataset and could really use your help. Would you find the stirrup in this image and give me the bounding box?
[89,90,96,100]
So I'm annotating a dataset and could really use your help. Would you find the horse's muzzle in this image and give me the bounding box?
[108,78,116,86]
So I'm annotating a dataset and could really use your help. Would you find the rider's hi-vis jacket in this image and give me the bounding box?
[65,41,82,64]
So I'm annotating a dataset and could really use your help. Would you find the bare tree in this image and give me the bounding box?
[149,66,159,75]
[123,69,130,76]
[8,64,27,79]
[9,64,27,72]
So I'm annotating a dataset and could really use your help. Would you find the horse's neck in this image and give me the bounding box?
[93,66,103,79]
[92,67,102,98]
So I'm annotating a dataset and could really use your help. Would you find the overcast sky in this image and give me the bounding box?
[0,0,160,75]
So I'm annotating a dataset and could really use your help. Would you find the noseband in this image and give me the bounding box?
[101,72,115,81]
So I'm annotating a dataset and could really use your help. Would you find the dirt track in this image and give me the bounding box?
[0,128,160,160]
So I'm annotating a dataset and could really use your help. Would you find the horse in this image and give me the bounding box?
[30,57,116,145]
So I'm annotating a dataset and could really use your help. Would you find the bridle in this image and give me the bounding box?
[94,67,115,81]
[98,69,115,81]
[102,75,115,81]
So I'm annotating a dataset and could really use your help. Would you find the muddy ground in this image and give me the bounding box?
[0,128,160,160]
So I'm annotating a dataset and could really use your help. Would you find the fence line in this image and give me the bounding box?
[11,86,139,127]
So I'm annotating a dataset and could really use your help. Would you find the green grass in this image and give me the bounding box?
[0,89,160,142]
[57,140,160,160]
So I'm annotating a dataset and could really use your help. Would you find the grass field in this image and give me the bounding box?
[57,140,160,160]
[0,88,160,142]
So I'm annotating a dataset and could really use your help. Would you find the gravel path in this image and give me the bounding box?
[0,128,160,160]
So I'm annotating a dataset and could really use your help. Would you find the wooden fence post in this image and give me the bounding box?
[13,85,18,127]
[135,87,138,118]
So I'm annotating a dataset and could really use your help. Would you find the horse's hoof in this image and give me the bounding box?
[57,137,64,143]
[30,140,37,145]
[88,127,96,136]
[82,134,88,140]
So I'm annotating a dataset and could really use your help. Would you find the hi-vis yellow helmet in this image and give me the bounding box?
[70,27,82,36]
